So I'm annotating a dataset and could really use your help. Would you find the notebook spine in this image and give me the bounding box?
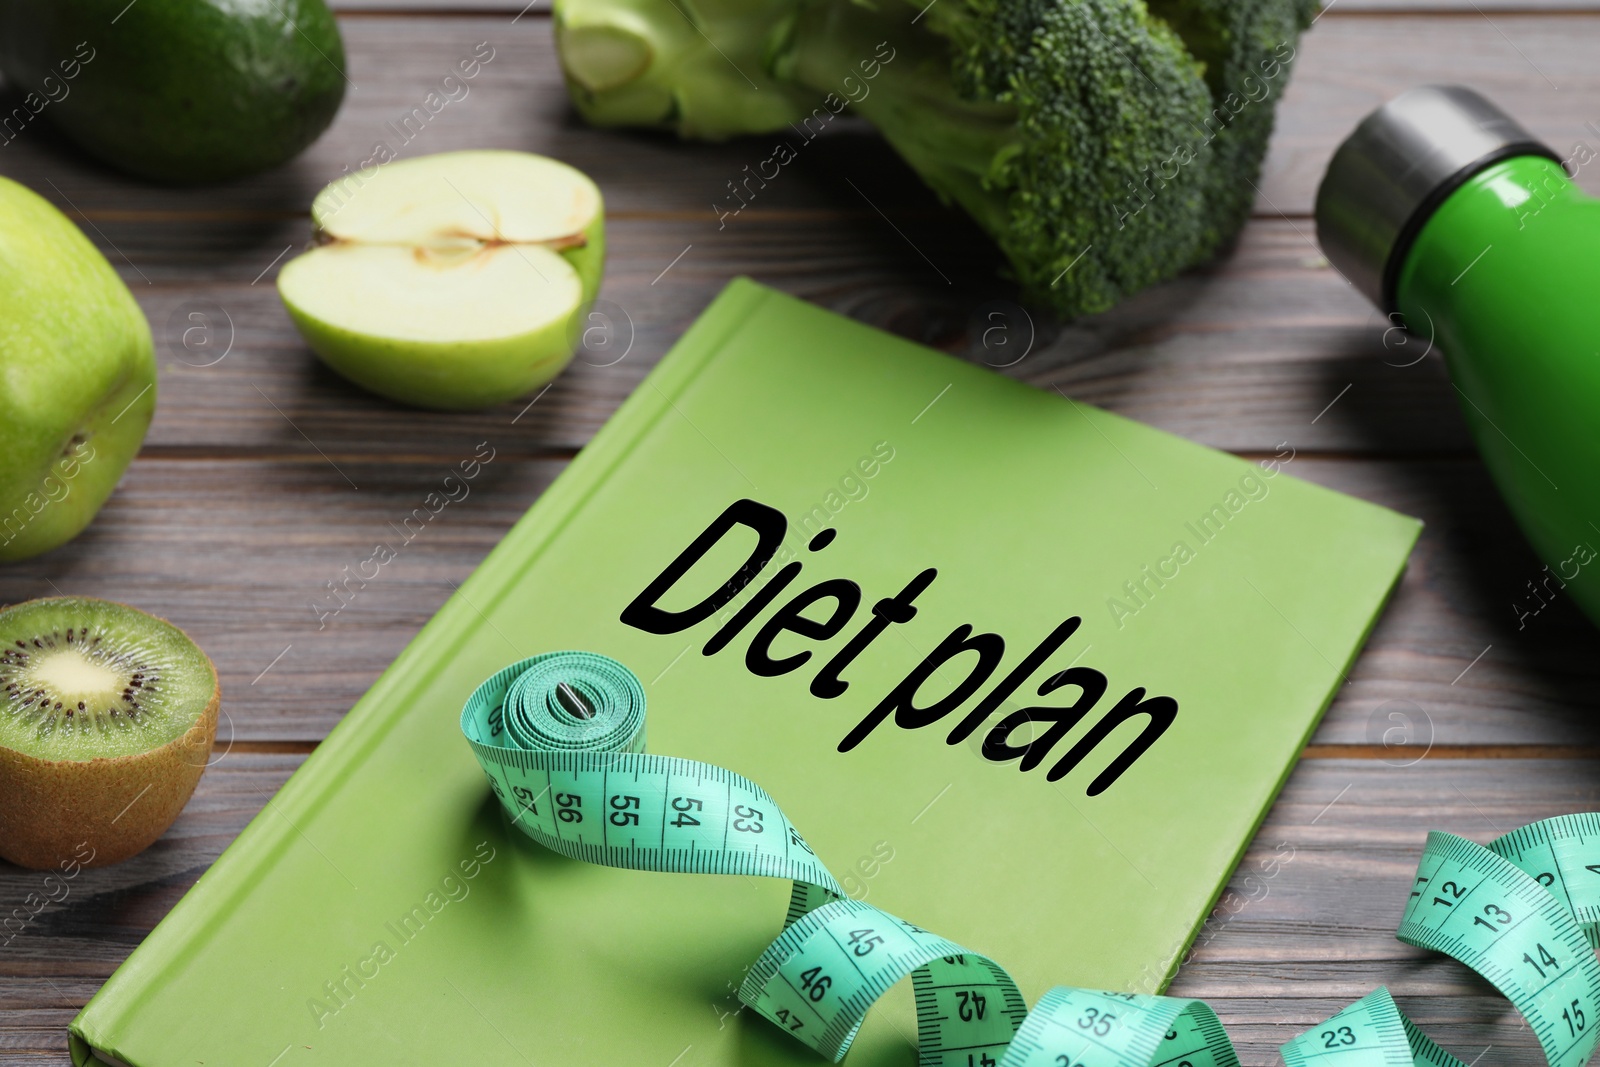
[68,278,773,1059]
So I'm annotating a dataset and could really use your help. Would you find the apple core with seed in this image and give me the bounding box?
[278,150,606,411]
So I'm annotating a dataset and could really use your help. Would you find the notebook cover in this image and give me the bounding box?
[70,278,1420,1067]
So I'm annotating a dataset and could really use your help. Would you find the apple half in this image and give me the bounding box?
[278,150,605,411]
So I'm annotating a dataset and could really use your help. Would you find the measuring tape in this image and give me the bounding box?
[1396,822,1600,1067]
[1280,987,1463,1067]
[461,652,1600,1067]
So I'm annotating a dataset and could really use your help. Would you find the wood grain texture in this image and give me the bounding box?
[0,212,1492,459]
[1263,13,1600,217]
[9,11,1600,219]
[0,457,1593,747]
[4,14,1598,458]
[1169,757,1600,1064]
[104,218,1476,460]
[4,756,1598,1064]
[9,13,1600,216]
[0,458,564,742]
[1,2,1598,1064]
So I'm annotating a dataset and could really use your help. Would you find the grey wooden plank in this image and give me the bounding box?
[1165,757,1600,1065]
[0,455,1594,746]
[51,217,1471,458]
[1287,457,1600,750]
[5,13,1599,219]
[2,16,1589,457]
[0,5,1592,1067]
[0,754,301,1066]
[0,756,301,971]
[0,17,1591,458]
[4,757,1599,1064]
[0,16,884,215]
[0,458,564,743]
[1261,12,1600,215]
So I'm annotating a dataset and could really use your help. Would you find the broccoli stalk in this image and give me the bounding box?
[779,1,1023,242]
[555,0,823,138]
[554,0,1315,316]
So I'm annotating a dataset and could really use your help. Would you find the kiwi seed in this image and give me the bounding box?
[0,597,219,869]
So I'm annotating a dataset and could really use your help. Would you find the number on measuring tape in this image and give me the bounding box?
[1398,830,1600,1067]
[462,652,1600,1067]
[1282,988,1467,1067]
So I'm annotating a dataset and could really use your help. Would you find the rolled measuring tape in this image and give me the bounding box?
[461,651,1600,1067]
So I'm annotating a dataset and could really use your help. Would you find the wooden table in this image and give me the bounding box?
[3,2,1599,1063]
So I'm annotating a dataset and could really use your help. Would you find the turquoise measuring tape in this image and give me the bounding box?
[461,651,1600,1067]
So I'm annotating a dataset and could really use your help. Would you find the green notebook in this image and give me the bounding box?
[70,279,1420,1067]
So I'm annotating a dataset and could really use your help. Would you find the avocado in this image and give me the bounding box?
[0,0,347,184]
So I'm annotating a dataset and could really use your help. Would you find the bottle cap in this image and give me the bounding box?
[1314,85,1559,311]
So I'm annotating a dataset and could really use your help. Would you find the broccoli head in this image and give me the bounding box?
[554,0,1315,317]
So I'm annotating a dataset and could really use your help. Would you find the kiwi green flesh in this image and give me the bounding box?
[0,598,214,761]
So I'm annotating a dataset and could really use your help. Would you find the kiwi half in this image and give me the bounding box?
[0,597,218,869]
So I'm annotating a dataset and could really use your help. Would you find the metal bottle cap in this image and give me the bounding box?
[1314,85,1559,311]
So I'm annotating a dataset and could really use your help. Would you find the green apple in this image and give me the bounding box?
[0,176,156,563]
[278,150,606,411]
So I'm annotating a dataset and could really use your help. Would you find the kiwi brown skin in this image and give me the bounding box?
[0,599,219,870]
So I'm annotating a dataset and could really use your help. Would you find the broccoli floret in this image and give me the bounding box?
[555,0,1313,316]
[788,0,1222,313]
[1142,0,1317,256]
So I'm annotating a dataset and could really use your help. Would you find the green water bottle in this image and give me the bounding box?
[1317,85,1600,630]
